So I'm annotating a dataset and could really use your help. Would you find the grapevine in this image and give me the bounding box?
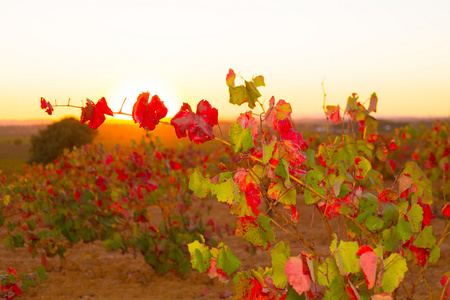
[3,69,449,299]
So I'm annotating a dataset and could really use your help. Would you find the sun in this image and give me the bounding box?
[106,77,182,121]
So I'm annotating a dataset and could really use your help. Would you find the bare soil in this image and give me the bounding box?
[1,196,449,300]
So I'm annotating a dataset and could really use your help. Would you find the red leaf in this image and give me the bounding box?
[389,140,398,151]
[96,97,114,116]
[7,267,17,276]
[132,92,168,131]
[356,245,374,256]
[278,129,307,166]
[237,111,258,141]
[80,97,114,129]
[171,100,218,144]
[378,189,398,204]
[326,105,341,124]
[443,204,450,218]
[169,161,182,170]
[359,251,378,289]
[265,98,292,130]
[11,284,22,297]
[441,274,450,300]
[40,97,54,115]
[389,160,397,172]
[226,69,236,87]
[419,202,435,227]
[285,256,311,295]
[41,254,48,266]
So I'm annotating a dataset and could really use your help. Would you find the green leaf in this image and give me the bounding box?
[35,266,49,282]
[356,193,378,224]
[189,169,210,198]
[381,227,401,252]
[285,286,306,300]
[381,253,407,293]
[236,214,275,250]
[332,176,345,197]
[274,158,291,186]
[21,275,36,292]
[354,156,372,180]
[429,244,441,263]
[304,170,326,204]
[305,149,316,169]
[413,226,436,249]
[187,240,212,273]
[217,244,241,275]
[381,202,399,228]
[267,179,297,205]
[333,240,360,275]
[407,203,423,233]
[253,75,265,87]
[271,241,290,288]
[395,217,412,242]
[262,139,276,165]
[210,177,240,205]
[365,215,384,232]
[316,257,339,286]
[245,80,261,109]
[229,86,248,106]
[324,273,348,300]
[229,121,255,153]
[233,271,254,299]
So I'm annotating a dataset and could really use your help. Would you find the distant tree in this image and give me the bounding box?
[28,117,97,165]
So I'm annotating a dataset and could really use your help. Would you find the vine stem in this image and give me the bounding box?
[321,80,331,141]
[261,211,316,255]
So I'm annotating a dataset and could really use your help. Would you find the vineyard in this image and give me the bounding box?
[1,69,449,299]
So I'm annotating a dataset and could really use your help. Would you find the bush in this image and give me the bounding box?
[28,117,97,165]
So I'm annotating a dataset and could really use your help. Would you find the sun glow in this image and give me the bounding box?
[106,78,182,121]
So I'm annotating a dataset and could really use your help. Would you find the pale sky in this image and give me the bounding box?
[1,0,449,122]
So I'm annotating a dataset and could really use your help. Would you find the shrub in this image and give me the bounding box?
[28,117,97,165]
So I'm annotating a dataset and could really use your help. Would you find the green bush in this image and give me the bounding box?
[28,117,97,165]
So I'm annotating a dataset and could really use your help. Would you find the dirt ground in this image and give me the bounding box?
[1,195,449,300]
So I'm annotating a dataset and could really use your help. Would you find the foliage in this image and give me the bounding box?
[28,117,97,165]
[1,134,227,299]
[0,266,47,299]
[5,70,448,299]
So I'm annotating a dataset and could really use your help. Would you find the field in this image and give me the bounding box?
[0,116,449,299]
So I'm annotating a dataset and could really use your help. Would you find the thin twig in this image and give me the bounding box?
[119,98,127,113]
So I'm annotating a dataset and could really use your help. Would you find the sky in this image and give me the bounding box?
[1,0,450,123]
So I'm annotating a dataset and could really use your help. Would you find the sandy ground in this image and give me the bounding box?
[1,196,449,300]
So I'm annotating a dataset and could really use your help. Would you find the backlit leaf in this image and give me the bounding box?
[236,214,275,250]
[132,93,167,131]
[285,256,311,295]
[407,203,423,233]
[188,240,211,273]
[412,225,436,249]
[304,170,326,204]
[229,121,255,153]
[189,169,210,198]
[381,253,407,293]
[171,100,218,144]
[359,251,378,290]
[271,241,290,288]
[333,240,360,275]
[217,244,241,275]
